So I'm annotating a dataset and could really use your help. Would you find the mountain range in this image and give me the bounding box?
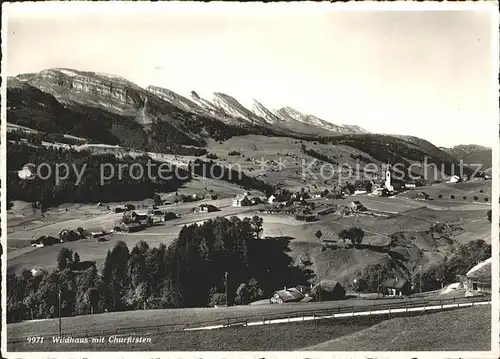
[8,68,367,149]
[7,68,476,171]
[440,145,492,169]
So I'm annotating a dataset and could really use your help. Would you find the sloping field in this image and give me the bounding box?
[399,181,491,202]
[8,316,386,351]
[7,295,480,348]
[7,204,258,274]
[205,135,383,190]
[8,301,488,351]
[302,305,490,351]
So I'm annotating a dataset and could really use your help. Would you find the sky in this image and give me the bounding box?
[5,3,498,147]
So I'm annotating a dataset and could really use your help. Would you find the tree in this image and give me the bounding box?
[365,182,373,193]
[338,227,364,246]
[487,209,492,222]
[251,216,264,239]
[73,252,80,265]
[86,288,100,314]
[354,262,392,293]
[153,193,162,206]
[315,230,323,241]
[246,278,264,302]
[57,248,73,271]
[235,283,250,305]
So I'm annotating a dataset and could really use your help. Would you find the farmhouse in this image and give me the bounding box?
[405,182,417,189]
[295,209,318,222]
[131,211,151,226]
[129,222,145,232]
[251,196,264,205]
[59,229,81,242]
[30,235,59,247]
[195,204,220,214]
[267,195,276,204]
[382,277,410,297]
[89,231,107,239]
[150,209,165,223]
[270,287,304,304]
[458,257,491,295]
[311,280,346,301]
[232,194,252,207]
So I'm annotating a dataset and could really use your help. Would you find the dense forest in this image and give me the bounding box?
[7,142,190,208]
[7,216,312,323]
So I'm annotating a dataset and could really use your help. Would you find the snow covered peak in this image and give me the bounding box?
[252,99,281,124]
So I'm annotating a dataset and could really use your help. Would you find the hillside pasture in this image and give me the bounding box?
[205,135,384,190]
[7,202,260,274]
[399,180,491,203]
[302,305,491,351]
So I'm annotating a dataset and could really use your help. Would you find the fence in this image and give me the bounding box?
[7,294,490,343]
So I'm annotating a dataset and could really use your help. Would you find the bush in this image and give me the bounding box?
[484,197,489,202]
[228,150,241,156]
[474,196,479,201]
[206,153,218,160]
[438,194,443,199]
[450,195,455,199]
[208,292,227,307]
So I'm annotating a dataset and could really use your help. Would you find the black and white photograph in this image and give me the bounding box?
[1,1,499,356]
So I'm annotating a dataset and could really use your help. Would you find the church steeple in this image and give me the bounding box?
[385,161,394,192]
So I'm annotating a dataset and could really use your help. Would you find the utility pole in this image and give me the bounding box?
[225,271,228,308]
[58,285,62,336]
[419,265,423,294]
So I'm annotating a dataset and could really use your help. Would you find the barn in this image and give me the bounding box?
[270,287,304,304]
[311,280,346,301]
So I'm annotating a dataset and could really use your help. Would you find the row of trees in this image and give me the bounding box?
[7,216,309,323]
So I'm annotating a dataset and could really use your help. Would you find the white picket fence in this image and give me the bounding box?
[184,300,491,331]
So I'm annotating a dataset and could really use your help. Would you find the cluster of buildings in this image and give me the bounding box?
[269,256,491,305]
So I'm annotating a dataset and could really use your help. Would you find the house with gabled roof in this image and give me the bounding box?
[458,257,491,295]
[382,277,410,297]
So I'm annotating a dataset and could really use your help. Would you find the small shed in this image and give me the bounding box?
[382,277,410,297]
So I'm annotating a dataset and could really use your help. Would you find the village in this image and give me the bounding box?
[11,162,492,307]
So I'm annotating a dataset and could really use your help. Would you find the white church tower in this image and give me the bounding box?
[385,164,394,192]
